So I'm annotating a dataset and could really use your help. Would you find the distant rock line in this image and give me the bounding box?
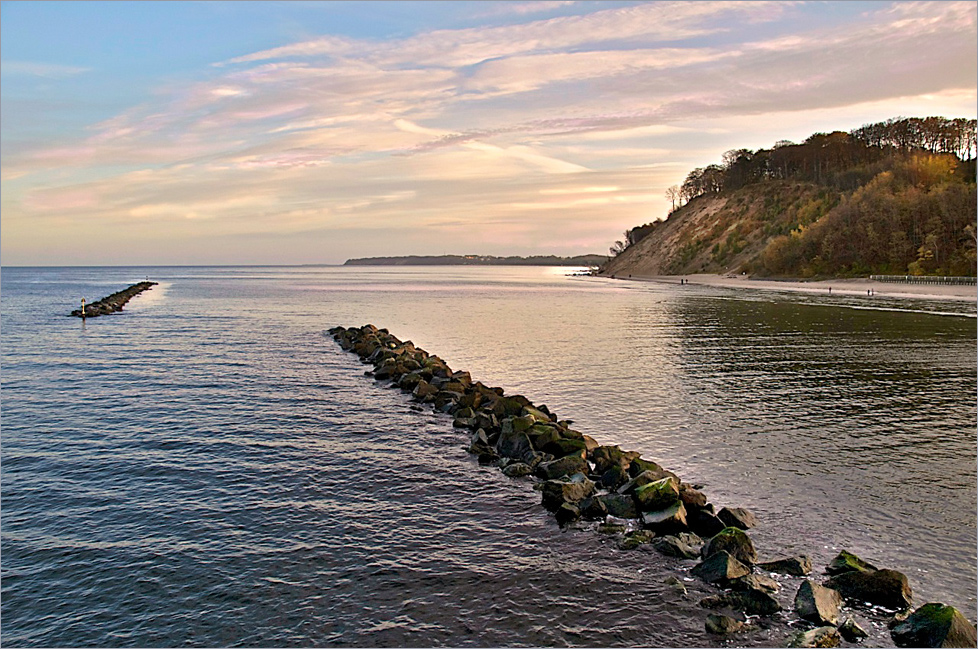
[343,254,608,266]
[70,281,158,318]
[330,323,976,647]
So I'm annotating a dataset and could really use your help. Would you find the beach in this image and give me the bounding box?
[618,273,977,302]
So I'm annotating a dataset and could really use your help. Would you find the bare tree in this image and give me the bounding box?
[665,185,680,211]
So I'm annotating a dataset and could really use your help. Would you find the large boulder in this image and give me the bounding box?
[717,506,758,530]
[628,457,676,480]
[701,527,757,566]
[825,550,878,575]
[598,464,630,490]
[467,429,493,455]
[543,437,587,459]
[554,502,581,525]
[579,496,609,520]
[640,502,688,534]
[825,568,912,610]
[525,423,560,451]
[678,484,708,510]
[619,470,677,496]
[688,509,726,538]
[634,477,680,512]
[794,580,843,626]
[691,550,751,585]
[540,474,595,512]
[536,455,589,480]
[521,405,552,423]
[890,603,978,648]
[597,493,639,519]
[590,445,628,474]
[496,430,533,459]
[757,555,812,576]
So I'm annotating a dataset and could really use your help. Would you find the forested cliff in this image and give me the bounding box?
[602,117,977,278]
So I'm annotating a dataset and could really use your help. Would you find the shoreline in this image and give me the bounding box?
[608,273,977,302]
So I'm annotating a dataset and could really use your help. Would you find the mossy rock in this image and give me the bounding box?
[634,477,680,512]
[702,527,757,565]
[825,549,878,575]
[890,603,977,648]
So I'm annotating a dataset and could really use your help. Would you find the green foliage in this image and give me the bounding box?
[757,154,977,277]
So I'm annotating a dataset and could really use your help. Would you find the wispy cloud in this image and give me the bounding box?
[1,61,92,78]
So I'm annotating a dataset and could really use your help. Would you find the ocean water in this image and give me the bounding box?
[1,265,975,648]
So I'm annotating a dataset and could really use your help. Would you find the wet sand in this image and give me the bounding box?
[618,273,977,302]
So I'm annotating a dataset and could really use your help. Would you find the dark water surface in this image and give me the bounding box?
[2,266,975,647]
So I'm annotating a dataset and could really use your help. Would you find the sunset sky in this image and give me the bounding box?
[2,1,976,266]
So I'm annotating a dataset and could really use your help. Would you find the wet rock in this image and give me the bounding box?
[717,506,758,530]
[581,434,600,453]
[730,574,780,594]
[691,550,751,585]
[398,372,423,391]
[598,522,626,534]
[535,455,589,480]
[467,429,493,455]
[838,617,869,642]
[758,555,812,576]
[599,464,629,490]
[701,527,757,566]
[597,493,638,519]
[700,588,781,616]
[543,437,587,459]
[640,502,688,534]
[634,477,681,512]
[890,603,978,648]
[825,568,912,610]
[678,484,708,510]
[555,502,581,525]
[458,390,482,410]
[706,613,746,635]
[521,405,552,423]
[496,430,533,460]
[540,474,595,512]
[627,458,679,482]
[619,530,656,550]
[525,423,560,451]
[652,534,700,560]
[688,509,726,538]
[453,416,476,429]
[412,380,439,400]
[502,462,533,478]
[786,627,841,648]
[795,580,843,626]
[473,411,499,432]
[825,550,878,576]
[664,575,688,596]
[590,445,628,474]
[618,470,677,496]
[579,496,608,520]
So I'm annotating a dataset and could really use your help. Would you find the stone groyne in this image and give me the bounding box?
[70,281,158,318]
[329,324,976,648]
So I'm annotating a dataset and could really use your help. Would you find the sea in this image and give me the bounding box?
[1,265,975,648]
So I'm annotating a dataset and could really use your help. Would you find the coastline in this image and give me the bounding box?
[610,273,977,302]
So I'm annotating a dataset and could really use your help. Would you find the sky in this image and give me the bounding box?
[1,1,976,266]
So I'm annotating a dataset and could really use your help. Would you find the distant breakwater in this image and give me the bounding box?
[329,324,977,647]
[70,281,157,318]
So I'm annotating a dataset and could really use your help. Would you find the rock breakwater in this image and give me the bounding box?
[329,324,977,647]
[70,282,158,318]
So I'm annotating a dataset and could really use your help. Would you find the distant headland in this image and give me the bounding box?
[344,254,608,266]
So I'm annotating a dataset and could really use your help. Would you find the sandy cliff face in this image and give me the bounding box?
[600,181,831,277]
